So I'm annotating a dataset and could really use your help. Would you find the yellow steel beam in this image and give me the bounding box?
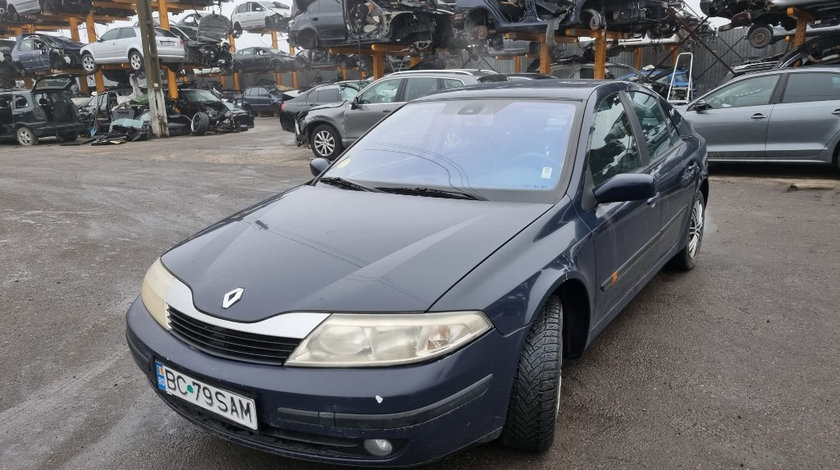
[230,34,241,92]
[155,0,179,99]
[634,47,642,70]
[593,30,607,79]
[271,30,282,87]
[539,34,549,75]
[514,55,522,73]
[788,7,813,48]
[86,12,105,92]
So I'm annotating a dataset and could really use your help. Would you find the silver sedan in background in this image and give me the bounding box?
[678,67,840,169]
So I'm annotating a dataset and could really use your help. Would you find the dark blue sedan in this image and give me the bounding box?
[126,80,708,466]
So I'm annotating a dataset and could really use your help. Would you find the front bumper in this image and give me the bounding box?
[125,298,523,467]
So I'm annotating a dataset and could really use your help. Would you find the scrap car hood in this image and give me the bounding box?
[197,14,232,42]
[161,185,550,321]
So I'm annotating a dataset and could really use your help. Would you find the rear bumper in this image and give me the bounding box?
[126,298,523,466]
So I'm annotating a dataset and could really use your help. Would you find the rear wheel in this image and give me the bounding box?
[16,126,37,146]
[309,124,342,160]
[668,192,705,271]
[128,50,143,71]
[500,295,563,451]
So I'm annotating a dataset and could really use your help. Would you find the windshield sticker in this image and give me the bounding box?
[541,167,552,179]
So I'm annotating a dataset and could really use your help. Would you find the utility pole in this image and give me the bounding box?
[136,0,169,137]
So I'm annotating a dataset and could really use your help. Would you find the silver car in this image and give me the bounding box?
[677,67,840,168]
[80,27,186,74]
[230,1,290,35]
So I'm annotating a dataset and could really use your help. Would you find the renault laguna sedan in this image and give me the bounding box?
[126,81,708,466]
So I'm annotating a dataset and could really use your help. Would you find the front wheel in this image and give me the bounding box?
[309,124,342,160]
[128,50,143,71]
[669,192,705,271]
[191,112,210,135]
[500,295,563,451]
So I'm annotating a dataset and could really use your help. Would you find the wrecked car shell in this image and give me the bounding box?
[289,0,453,50]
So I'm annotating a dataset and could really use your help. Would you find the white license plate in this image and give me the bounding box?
[155,362,258,430]
[160,40,176,46]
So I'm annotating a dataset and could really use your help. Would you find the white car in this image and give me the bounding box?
[80,27,185,74]
[230,1,290,35]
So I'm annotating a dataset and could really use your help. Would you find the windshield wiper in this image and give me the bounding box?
[318,176,382,192]
[377,186,483,200]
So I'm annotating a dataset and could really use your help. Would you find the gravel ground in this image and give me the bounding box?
[1,120,839,469]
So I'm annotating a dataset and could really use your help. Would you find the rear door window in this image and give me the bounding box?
[315,86,340,102]
[119,28,137,39]
[781,72,840,103]
[100,29,120,41]
[628,91,680,160]
[403,77,439,101]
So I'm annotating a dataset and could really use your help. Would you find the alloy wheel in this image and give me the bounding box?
[82,55,95,73]
[17,127,34,145]
[313,130,335,157]
[687,198,704,258]
[130,53,142,71]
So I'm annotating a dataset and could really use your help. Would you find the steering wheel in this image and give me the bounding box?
[510,152,556,170]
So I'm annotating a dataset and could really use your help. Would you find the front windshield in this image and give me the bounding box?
[181,89,219,102]
[323,99,578,203]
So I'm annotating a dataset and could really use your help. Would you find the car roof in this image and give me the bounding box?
[387,69,499,78]
[411,80,628,102]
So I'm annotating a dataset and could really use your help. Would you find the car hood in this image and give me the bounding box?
[197,14,232,42]
[161,185,550,322]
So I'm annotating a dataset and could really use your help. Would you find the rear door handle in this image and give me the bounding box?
[646,192,660,207]
[382,109,392,113]
[751,113,767,120]
[312,16,319,20]
[832,109,840,116]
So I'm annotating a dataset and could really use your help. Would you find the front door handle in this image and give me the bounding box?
[832,109,840,116]
[751,113,767,120]
[312,16,319,20]
[646,192,660,207]
[382,109,392,113]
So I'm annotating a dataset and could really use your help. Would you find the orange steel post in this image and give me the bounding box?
[594,30,607,79]
[514,55,522,73]
[289,45,298,88]
[68,17,89,94]
[372,51,385,79]
[230,34,241,92]
[220,75,226,88]
[788,7,812,48]
[341,68,348,80]
[409,56,421,67]
[634,47,642,70]
[86,12,105,92]
[670,46,679,65]
[156,0,178,99]
[539,34,549,75]
[271,31,282,86]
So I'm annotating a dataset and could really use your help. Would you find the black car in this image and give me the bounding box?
[11,33,84,73]
[232,47,295,73]
[0,74,86,145]
[288,0,454,50]
[127,80,708,466]
[279,81,362,132]
[173,88,254,135]
[242,85,286,115]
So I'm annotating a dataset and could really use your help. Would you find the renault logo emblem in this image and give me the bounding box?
[222,288,244,309]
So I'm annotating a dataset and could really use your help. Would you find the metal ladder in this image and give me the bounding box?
[667,52,694,105]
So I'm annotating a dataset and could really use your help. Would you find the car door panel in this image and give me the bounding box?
[344,78,402,141]
[579,93,662,323]
[316,0,346,41]
[766,72,840,161]
[687,74,780,159]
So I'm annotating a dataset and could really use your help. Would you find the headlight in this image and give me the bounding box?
[140,258,176,329]
[286,311,492,367]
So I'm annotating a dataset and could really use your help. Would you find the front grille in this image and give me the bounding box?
[167,307,301,365]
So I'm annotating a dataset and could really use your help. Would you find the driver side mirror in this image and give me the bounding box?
[309,157,330,176]
[688,99,709,112]
[350,96,360,109]
[593,173,656,204]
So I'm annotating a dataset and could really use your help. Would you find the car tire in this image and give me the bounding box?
[81,52,98,74]
[16,126,37,146]
[500,295,563,451]
[191,112,210,136]
[668,191,705,271]
[128,50,143,71]
[58,132,78,142]
[309,124,342,160]
[748,24,773,49]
